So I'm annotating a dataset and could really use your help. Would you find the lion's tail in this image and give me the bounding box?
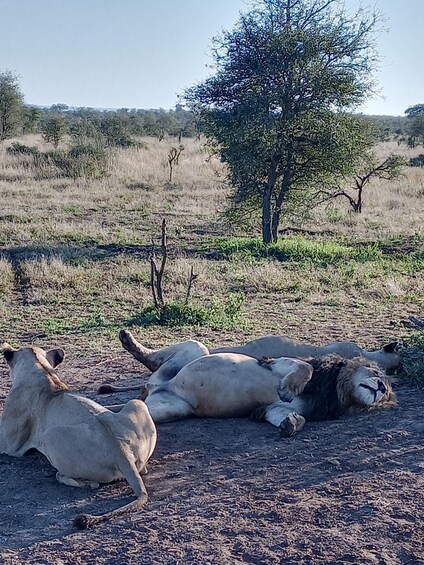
[97,382,141,395]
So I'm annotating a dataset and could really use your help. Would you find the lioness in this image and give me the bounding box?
[108,335,395,437]
[211,335,402,374]
[0,343,157,529]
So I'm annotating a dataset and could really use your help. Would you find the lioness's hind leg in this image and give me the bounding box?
[56,472,100,489]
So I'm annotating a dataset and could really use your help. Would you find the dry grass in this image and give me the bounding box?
[311,141,424,237]
[0,134,422,359]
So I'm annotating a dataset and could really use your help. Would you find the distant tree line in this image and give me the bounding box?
[37,103,200,143]
[0,69,420,150]
[0,70,200,144]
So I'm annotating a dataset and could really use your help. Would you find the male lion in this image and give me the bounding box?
[107,334,395,437]
[251,355,396,436]
[0,343,157,529]
[97,330,401,395]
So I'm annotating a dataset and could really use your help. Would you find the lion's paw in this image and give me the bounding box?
[279,413,306,438]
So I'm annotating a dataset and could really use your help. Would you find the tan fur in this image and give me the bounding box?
[1,343,157,529]
[118,338,396,438]
[211,335,402,374]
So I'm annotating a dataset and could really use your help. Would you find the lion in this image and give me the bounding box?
[0,343,157,529]
[105,336,395,437]
[97,330,401,396]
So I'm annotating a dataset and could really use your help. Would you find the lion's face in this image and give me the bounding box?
[350,366,393,406]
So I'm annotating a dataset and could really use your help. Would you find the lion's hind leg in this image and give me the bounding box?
[277,362,313,401]
[250,401,306,438]
[145,390,194,424]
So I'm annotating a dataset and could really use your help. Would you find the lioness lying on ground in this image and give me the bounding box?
[0,343,157,529]
[106,334,396,437]
[211,335,402,374]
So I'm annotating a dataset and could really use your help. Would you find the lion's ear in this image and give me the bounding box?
[46,348,65,368]
[383,342,398,353]
[2,343,16,364]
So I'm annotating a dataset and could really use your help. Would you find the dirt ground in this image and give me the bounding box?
[1,354,424,565]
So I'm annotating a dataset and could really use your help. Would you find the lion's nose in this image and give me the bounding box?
[377,380,387,393]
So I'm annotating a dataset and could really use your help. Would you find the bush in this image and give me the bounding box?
[46,144,110,178]
[41,115,68,148]
[7,142,40,157]
[127,293,245,330]
[398,331,424,382]
[7,139,111,179]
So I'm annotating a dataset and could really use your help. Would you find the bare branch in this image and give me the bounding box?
[184,266,199,305]
[154,219,167,305]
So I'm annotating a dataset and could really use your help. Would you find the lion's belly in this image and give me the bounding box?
[169,356,280,418]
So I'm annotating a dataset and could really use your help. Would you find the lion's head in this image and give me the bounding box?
[336,357,396,411]
[298,355,396,421]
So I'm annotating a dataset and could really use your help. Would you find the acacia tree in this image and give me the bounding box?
[312,152,406,213]
[42,115,68,148]
[0,71,24,142]
[186,0,380,243]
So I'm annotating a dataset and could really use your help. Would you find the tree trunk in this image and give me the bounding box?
[271,173,291,241]
[262,185,272,244]
[355,185,363,213]
[262,159,279,244]
[271,151,293,241]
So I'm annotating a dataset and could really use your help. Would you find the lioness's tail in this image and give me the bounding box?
[74,490,148,529]
[74,405,155,529]
[73,446,148,529]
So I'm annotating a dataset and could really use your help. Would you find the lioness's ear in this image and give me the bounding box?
[2,342,16,364]
[383,342,398,353]
[46,348,65,368]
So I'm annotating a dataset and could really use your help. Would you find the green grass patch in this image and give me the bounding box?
[207,235,424,271]
[127,293,246,330]
[398,331,424,383]
[210,235,382,265]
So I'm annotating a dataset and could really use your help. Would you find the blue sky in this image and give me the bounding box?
[1,0,422,116]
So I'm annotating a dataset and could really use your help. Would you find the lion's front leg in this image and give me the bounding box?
[277,363,313,401]
[250,401,306,438]
[278,412,306,437]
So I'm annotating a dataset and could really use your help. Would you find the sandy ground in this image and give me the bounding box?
[1,356,424,565]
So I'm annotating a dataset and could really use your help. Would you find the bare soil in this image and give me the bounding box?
[1,355,424,565]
